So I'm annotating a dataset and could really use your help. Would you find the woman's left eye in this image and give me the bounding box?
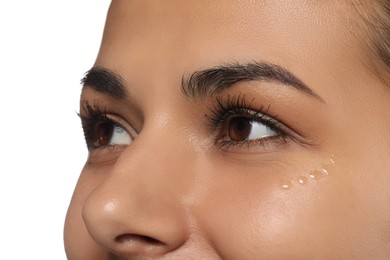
[225,116,277,142]
[222,116,278,143]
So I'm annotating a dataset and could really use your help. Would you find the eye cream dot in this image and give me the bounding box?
[322,163,335,177]
[298,176,308,185]
[309,170,323,180]
[280,181,293,190]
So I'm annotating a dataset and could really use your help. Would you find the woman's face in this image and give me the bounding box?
[64,0,390,259]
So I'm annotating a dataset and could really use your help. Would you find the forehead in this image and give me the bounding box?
[96,0,366,98]
[104,1,341,47]
[99,0,354,57]
[103,1,356,35]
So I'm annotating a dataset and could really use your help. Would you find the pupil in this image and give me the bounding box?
[229,117,252,141]
[102,124,112,137]
[235,119,248,132]
[96,122,114,146]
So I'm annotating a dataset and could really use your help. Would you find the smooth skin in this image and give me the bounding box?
[64,1,390,259]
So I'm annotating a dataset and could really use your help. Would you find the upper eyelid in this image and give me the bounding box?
[205,95,274,129]
[214,107,287,135]
[106,114,136,136]
[99,113,137,140]
[79,103,137,138]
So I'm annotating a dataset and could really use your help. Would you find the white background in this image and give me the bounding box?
[0,0,111,258]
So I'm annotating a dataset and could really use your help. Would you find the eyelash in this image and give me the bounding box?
[78,103,117,151]
[79,96,289,152]
[206,94,288,149]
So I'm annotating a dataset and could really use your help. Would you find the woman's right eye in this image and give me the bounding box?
[80,103,133,151]
[91,121,132,149]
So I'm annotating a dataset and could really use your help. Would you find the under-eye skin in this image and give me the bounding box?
[79,102,133,151]
[206,95,292,151]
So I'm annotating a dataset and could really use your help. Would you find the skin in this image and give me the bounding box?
[64,0,390,259]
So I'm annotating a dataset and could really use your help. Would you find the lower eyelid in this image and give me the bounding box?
[217,135,289,152]
[87,145,128,165]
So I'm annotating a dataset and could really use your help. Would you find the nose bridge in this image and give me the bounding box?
[82,118,194,256]
[121,115,191,198]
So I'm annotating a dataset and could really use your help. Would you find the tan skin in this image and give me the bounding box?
[64,0,390,259]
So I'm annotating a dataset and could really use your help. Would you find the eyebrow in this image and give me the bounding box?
[181,62,323,102]
[81,67,127,99]
[81,62,323,102]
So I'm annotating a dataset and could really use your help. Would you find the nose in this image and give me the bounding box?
[82,136,190,257]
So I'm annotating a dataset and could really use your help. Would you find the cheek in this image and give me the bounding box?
[191,157,361,259]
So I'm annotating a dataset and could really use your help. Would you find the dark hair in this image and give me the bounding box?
[356,0,390,83]
[375,1,390,67]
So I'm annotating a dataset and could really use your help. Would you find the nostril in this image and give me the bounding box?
[115,233,165,246]
[112,234,169,256]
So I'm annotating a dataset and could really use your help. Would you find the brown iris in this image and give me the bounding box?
[228,117,252,141]
[94,122,114,147]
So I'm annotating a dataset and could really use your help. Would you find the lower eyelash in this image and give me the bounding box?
[216,133,288,150]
